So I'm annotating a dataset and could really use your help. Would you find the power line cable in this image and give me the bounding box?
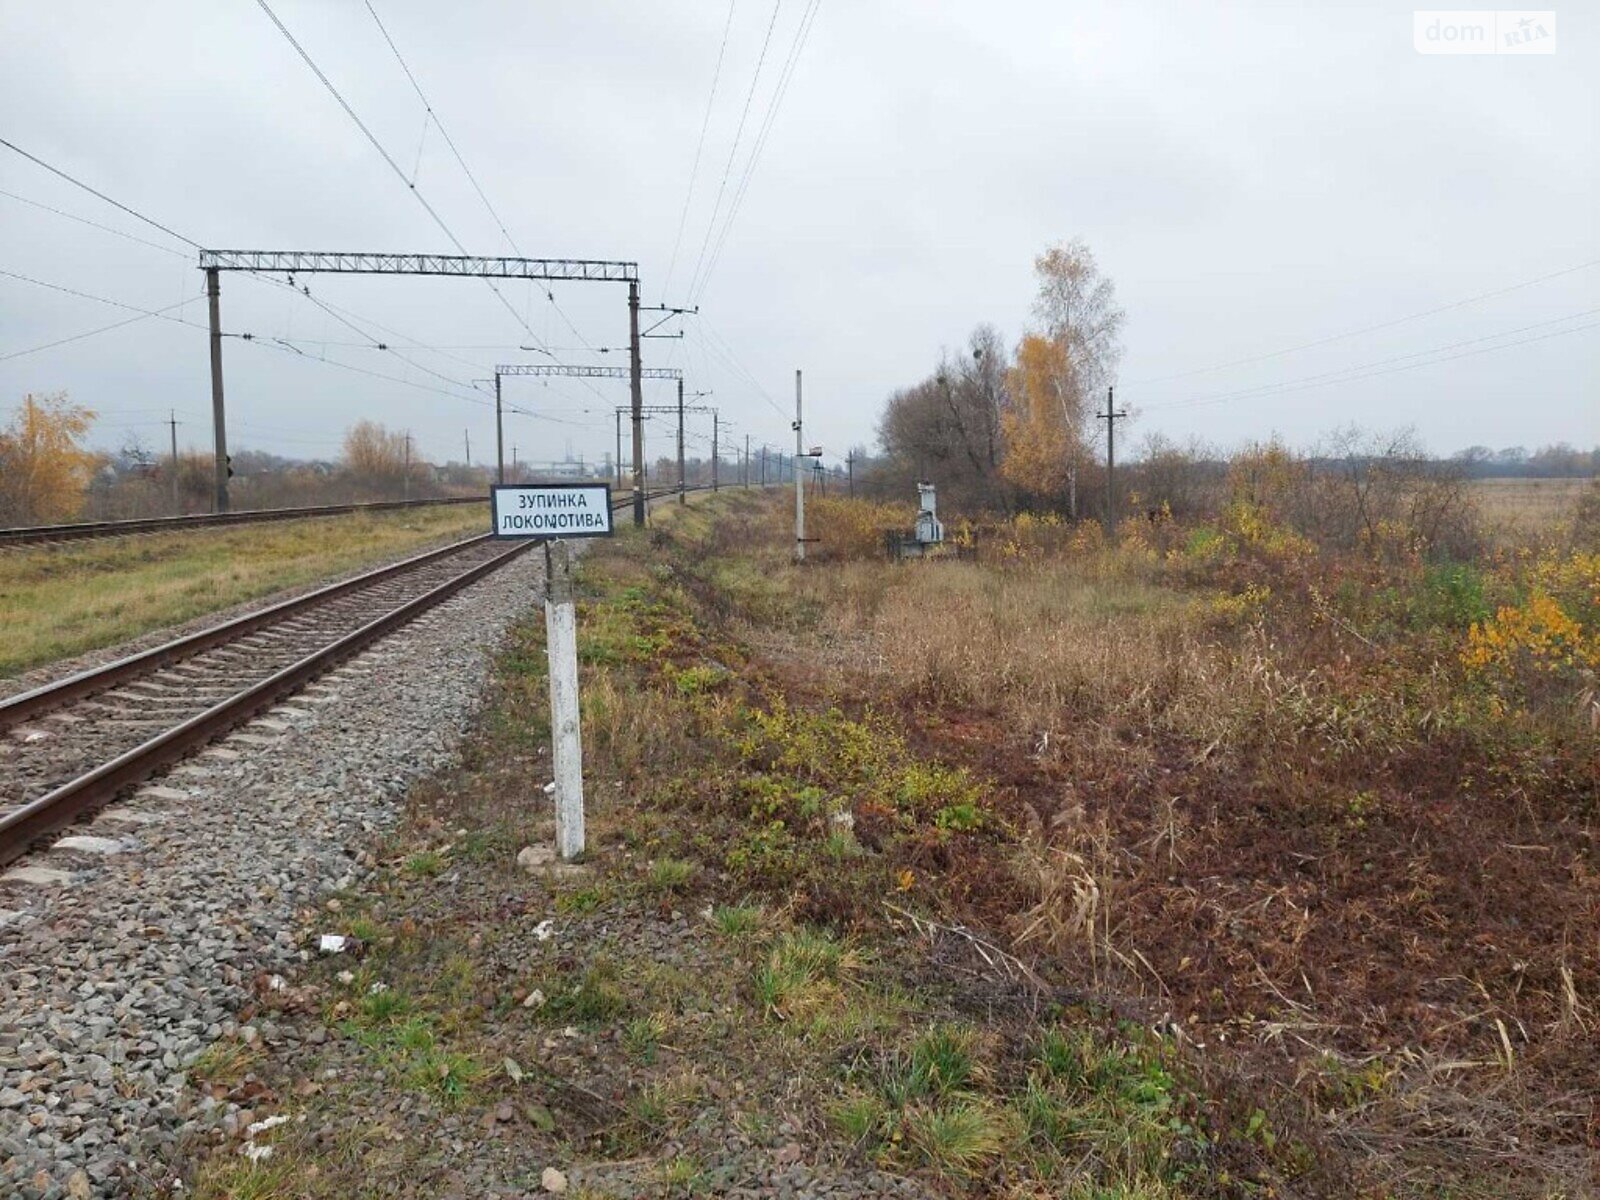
[0,267,209,330]
[684,0,783,304]
[695,0,822,304]
[1145,310,1600,413]
[253,0,552,354]
[364,0,522,258]
[0,139,514,397]
[0,188,190,258]
[1,262,499,407]
[0,298,204,363]
[1128,257,1600,387]
[248,272,489,394]
[699,315,787,419]
[663,0,738,301]
[0,140,591,424]
[246,337,579,426]
[10,265,515,417]
[358,0,617,391]
[0,136,203,249]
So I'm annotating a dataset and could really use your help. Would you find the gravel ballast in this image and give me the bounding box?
[0,550,546,1199]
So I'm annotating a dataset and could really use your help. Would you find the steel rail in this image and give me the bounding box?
[0,483,740,864]
[0,534,497,731]
[0,495,485,548]
[0,540,531,865]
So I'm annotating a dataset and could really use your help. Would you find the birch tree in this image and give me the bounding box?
[0,393,98,523]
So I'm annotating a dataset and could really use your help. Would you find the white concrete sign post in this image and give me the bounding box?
[491,484,613,859]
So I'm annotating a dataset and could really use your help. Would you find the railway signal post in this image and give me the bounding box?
[491,482,615,860]
[794,370,805,561]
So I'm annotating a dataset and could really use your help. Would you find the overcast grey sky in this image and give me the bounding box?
[2,1,1595,470]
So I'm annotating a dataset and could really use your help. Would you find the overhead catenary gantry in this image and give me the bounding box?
[498,363,708,505]
[197,250,650,525]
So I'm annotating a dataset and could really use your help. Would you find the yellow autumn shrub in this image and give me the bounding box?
[807,497,914,560]
[1462,551,1600,682]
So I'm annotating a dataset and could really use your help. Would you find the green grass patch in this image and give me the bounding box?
[403,849,446,878]
[0,504,485,676]
[539,960,629,1027]
[647,857,696,894]
[711,903,761,936]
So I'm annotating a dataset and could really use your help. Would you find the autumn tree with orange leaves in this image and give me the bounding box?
[1001,333,1081,501]
[874,239,1122,515]
[998,240,1124,513]
[0,393,98,524]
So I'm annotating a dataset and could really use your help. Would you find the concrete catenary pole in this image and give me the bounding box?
[628,281,645,527]
[168,410,180,515]
[495,373,505,484]
[677,377,687,505]
[205,267,229,514]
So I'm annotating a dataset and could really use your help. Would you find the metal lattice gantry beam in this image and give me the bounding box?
[199,250,637,282]
[196,248,650,524]
[492,364,684,488]
[497,364,680,381]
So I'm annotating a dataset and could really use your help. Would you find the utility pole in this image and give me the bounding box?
[677,377,686,505]
[512,445,519,483]
[615,411,623,490]
[794,369,805,562]
[711,412,719,492]
[744,434,751,488]
[760,445,767,487]
[1096,385,1127,541]
[464,428,471,467]
[168,410,180,515]
[494,373,505,484]
[628,281,644,527]
[403,432,412,501]
[205,266,229,513]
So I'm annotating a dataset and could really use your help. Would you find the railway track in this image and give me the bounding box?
[0,494,484,548]
[0,534,527,866]
[0,484,738,867]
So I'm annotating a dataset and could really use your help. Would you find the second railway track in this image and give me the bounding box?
[0,483,737,867]
[0,533,530,866]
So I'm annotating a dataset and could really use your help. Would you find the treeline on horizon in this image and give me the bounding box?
[843,239,1595,535]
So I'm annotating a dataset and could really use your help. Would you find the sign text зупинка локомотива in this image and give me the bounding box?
[490,484,614,538]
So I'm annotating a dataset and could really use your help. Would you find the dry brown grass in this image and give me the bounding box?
[1471,476,1592,538]
[695,494,1598,1197]
[800,554,1256,753]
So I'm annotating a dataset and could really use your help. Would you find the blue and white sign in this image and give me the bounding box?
[491,484,614,538]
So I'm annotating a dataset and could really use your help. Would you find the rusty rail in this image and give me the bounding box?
[0,495,485,548]
[0,534,495,731]
[0,484,739,865]
[0,541,530,864]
